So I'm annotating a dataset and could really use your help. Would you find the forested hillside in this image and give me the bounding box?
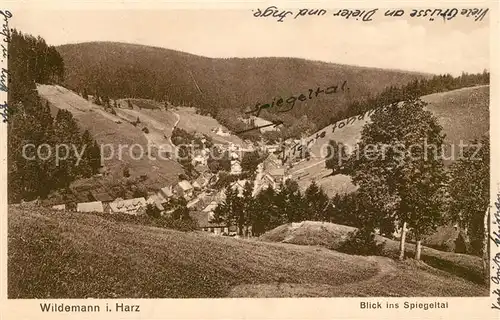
[8,30,101,202]
[57,42,429,137]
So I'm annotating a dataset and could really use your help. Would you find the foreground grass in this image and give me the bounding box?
[8,207,487,298]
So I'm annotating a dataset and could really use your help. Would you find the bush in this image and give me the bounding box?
[337,229,385,256]
[123,167,131,178]
[145,203,161,219]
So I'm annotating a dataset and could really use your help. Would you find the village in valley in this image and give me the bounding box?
[43,106,300,237]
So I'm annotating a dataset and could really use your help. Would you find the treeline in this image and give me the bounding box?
[329,71,490,124]
[8,30,101,203]
[214,180,338,236]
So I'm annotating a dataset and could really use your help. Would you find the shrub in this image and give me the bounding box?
[337,229,385,256]
[145,203,161,219]
[123,167,130,178]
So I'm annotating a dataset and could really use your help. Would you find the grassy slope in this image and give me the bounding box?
[291,85,490,196]
[174,107,244,145]
[57,42,428,129]
[37,85,183,189]
[8,207,487,298]
[116,100,243,146]
[261,221,486,285]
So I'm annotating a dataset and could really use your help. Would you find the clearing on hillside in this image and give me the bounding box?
[289,85,489,196]
[175,107,244,145]
[37,85,183,189]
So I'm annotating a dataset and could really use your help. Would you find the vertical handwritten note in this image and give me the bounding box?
[1,10,12,123]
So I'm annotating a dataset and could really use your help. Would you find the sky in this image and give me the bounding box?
[11,7,490,76]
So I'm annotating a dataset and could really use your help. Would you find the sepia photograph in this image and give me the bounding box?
[2,4,494,304]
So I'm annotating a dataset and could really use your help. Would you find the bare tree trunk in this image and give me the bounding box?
[483,207,490,284]
[399,221,407,260]
[415,239,422,260]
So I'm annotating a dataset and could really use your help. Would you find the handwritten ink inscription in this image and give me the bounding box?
[491,195,500,309]
[246,81,349,117]
[0,10,11,123]
[252,6,488,23]
[285,105,386,161]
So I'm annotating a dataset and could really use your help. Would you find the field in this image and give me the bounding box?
[37,85,183,190]
[8,207,487,298]
[289,85,490,196]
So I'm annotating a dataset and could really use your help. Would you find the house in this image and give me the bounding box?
[109,197,147,215]
[160,185,174,199]
[263,153,282,170]
[147,194,166,212]
[191,154,207,167]
[192,172,213,190]
[253,161,287,196]
[175,180,194,199]
[189,210,237,236]
[51,204,66,211]
[77,201,104,213]
[230,159,242,175]
[229,179,249,196]
[187,197,201,209]
[214,127,230,137]
[192,181,202,190]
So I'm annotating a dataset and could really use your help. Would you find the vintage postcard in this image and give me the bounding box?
[0,0,498,319]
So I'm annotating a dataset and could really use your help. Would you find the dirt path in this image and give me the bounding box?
[167,111,180,147]
[227,255,399,297]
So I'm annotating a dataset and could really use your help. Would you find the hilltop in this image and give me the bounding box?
[57,41,429,133]
[8,206,487,298]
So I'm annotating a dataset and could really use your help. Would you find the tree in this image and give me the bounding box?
[207,147,231,173]
[241,150,261,173]
[79,129,95,177]
[304,181,330,221]
[241,181,255,237]
[213,186,244,234]
[348,99,448,260]
[448,136,489,279]
[82,88,89,100]
[123,167,131,178]
[170,197,190,221]
[278,179,305,223]
[252,186,278,235]
[146,203,161,218]
[94,95,102,106]
[325,139,348,174]
[127,100,133,109]
[177,145,194,177]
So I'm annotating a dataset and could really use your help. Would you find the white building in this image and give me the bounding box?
[109,197,147,215]
[77,201,104,213]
